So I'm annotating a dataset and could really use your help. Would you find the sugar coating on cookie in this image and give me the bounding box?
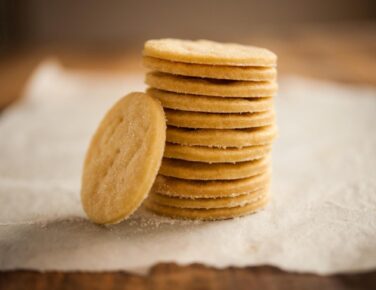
[153,172,270,198]
[164,143,272,163]
[147,88,274,113]
[143,56,277,81]
[144,193,269,220]
[143,39,277,67]
[166,125,277,148]
[146,71,278,98]
[165,108,275,129]
[159,157,269,180]
[81,92,166,224]
[149,187,268,209]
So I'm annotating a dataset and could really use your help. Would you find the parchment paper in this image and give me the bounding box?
[0,61,375,274]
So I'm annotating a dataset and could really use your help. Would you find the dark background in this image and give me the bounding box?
[0,0,376,110]
[1,0,375,52]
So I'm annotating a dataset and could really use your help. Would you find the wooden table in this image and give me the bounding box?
[1,23,376,290]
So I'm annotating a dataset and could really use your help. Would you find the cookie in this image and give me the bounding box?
[81,92,166,224]
[146,72,277,98]
[153,171,270,198]
[143,39,277,67]
[165,108,275,129]
[159,157,269,180]
[166,125,277,148]
[149,187,268,209]
[147,88,274,113]
[144,192,269,220]
[164,142,271,163]
[143,56,277,81]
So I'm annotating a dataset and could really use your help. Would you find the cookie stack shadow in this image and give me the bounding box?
[143,40,278,220]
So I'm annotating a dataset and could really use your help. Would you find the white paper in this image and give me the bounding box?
[0,60,375,274]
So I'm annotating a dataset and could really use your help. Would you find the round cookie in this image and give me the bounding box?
[149,187,268,209]
[164,143,271,163]
[145,193,269,220]
[143,39,277,67]
[165,108,275,129]
[166,125,277,148]
[143,56,277,81]
[146,71,277,98]
[81,92,166,224]
[159,157,269,180]
[147,88,274,113]
[153,171,270,198]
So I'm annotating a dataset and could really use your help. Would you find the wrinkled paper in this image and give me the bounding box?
[0,61,375,274]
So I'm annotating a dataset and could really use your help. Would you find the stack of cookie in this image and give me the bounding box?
[143,39,277,220]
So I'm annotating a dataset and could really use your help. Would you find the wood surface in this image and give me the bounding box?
[0,24,375,289]
[1,264,376,290]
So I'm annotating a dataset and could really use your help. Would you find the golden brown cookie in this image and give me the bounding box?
[159,157,269,180]
[147,88,274,113]
[153,171,270,198]
[166,125,277,148]
[165,108,275,129]
[81,92,166,224]
[143,39,277,66]
[143,56,277,81]
[146,72,277,98]
[164,143,271,163]
[144,192,269,220]
[149,187,268,209]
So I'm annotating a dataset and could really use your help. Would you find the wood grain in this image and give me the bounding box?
[1,264,376,290]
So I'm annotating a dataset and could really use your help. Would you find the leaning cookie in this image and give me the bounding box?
[80,92,166,225]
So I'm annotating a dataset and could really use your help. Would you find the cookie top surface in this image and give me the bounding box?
[81,92,166,224]
[143,39,277,67]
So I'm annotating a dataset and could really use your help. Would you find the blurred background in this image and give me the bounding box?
[0,0,375,108]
